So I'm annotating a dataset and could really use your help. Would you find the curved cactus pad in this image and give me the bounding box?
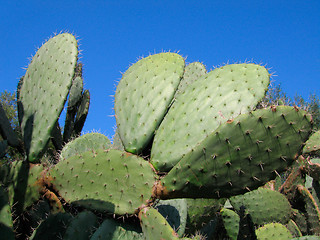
[220,208,240,240]
[158,106,312,199]
[151,63,270,172]
[154,199,188,237]
[139,207,179,240]
[47,149,156,215]
[229,188,292,225]
[114,52,185,154]
[19,33,78,162]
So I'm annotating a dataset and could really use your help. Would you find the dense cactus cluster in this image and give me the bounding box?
[0,33,319,239]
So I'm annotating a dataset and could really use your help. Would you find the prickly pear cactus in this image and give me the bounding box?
[19,33,78,162]
[2,32,317,239]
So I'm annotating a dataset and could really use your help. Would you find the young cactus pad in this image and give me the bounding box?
[19,33,78,162]
[151,63,270,172]
[47,149,156,215]
[158,106,312,199]
[114,52,185,154]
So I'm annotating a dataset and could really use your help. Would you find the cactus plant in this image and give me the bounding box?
[1,32,318,239]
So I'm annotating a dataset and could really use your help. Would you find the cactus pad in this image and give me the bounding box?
[47,149,156,215]
[255,222,293,240]
[159,106,312,199]
[114,52,185,154]
[139,207,179,240]
[229,188,292,225]
[19,33,78,162]
[220,208,240,240]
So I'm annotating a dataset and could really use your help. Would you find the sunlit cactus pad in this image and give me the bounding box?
[47,149,156,215]
[19,33,78,162]
[114,52,185,154]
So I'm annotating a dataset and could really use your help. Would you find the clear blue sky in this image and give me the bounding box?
[1,1,319,139]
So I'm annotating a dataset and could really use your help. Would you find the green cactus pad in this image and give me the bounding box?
[303,130,320,154]
[139,207,179,240]
[154,198,188,237]
[229,188,292,225]
[90,218,143,240]
[174,62,207,98]
[47,149,156,215]
[60,132,111,160]
[220,208,240,240]
[151,63,270,172]
[159,106,312,199]
[19,33,78,162]
[114,52,185,154]
[29,212,73,240]
[185,198,225,234]
[0,184,14,240]
[63,211,98,240]
[255,222,292,240]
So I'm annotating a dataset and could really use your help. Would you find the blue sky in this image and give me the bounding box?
[1,1,319,139]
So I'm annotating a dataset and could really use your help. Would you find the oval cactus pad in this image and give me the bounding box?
[19,33,78,162]
[114,52,185,154]
[47,149,156,215]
